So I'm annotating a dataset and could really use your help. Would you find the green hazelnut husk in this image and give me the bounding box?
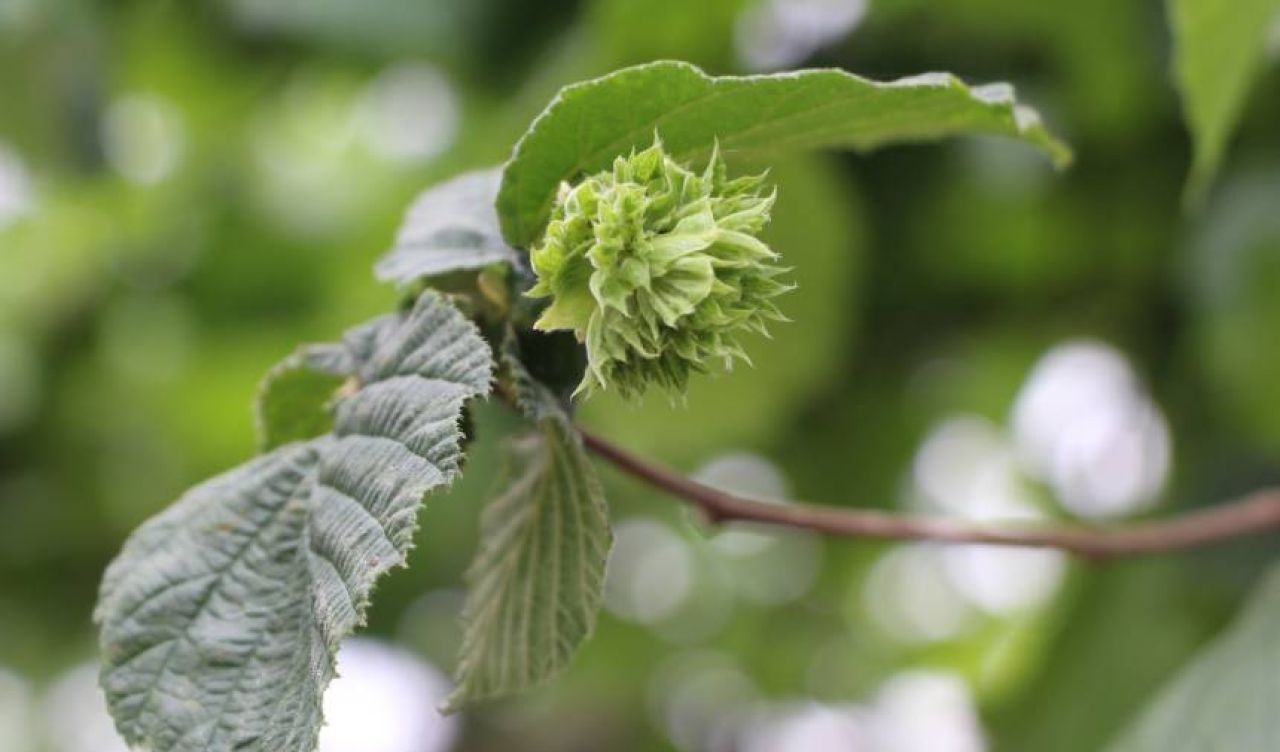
[526,137,791,399]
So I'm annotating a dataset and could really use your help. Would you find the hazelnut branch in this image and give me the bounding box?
[577,426,1280,560]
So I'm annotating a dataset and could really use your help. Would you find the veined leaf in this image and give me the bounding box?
[446,341,611,710]
[96,443,329,751]
[300,313,401,378]
[375,169,519,286]
[1108,562,1280,751]
[96,291,493,751]
[497,60,1072,246]
[310,291,494,642]
[1168,0,1280,203]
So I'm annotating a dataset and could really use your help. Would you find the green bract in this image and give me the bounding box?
[526,139,791,398]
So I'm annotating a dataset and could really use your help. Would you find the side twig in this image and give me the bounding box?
[578,427,1280,559]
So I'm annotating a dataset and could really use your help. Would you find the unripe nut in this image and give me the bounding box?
[525,138,792,399]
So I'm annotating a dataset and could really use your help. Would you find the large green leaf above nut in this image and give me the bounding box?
[497,60,1072,247]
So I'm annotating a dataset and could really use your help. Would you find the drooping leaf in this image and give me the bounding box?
[375,169,519,286]
[1108,562,1280,751]
[1168,0,1280,203]
[95,442,333,751]
[446,340,611,710]
[497,60,1072,246]
[96,291,493,751]
[255,354,346,451]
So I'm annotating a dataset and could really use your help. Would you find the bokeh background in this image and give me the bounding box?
[3,0,1280,750]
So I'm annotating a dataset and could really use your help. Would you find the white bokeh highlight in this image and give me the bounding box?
[698,452,791,557]
[102,93,185,185]
[1011,340,1170,519]
[605,518,696,624]
[912,415,1066,617]
[0,666,36,752]
[737,671,985,752]
[736,0,867,71]
[0,141,34,230]
[864,543,977,644]
[248,72,364,237]
[870,671,986,752]
[939,543,1064,617]
[356,62,459,163]
[696,453,823,606]
[319,638,457,752]
[40,662,129,752]
[741,702,870,752]
[648,651,758,752]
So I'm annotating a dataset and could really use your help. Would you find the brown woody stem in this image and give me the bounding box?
[578,426,1280,560]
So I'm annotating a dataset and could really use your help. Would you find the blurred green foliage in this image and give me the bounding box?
[2,0,1279,750]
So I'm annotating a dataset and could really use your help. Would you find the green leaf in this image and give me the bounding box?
[96,291,493,752]
[375,168,519,286]
[497,60,1072,247]
[1108,562,1280,751]
[446,340,611,710]
[300,314,401,378]
[255,354,345,451]
[308,291,494,640]
[96,443,331,751]
[1168,0,1280,203]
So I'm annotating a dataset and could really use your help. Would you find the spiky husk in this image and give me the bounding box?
[526,138,791,399]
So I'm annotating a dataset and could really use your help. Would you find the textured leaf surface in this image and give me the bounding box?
[255,355,345,451]
[96,292,493,751]
[1168,0,1280,201]
[446,343,610,709]
[376,169,518,285]
[497,60,1071,246]
[300,314,401,378]
[309,292,494,644]
[96,444,329,751]
[1109,563,1280,751]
